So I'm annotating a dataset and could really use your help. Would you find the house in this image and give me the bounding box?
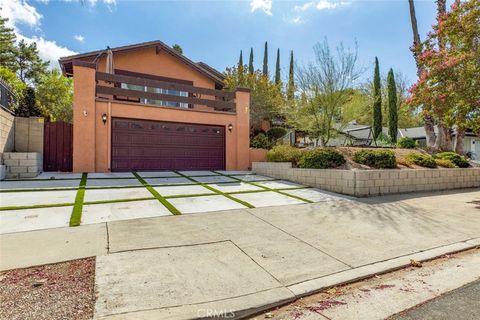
[398,126,480,160]
[59,40,251,172]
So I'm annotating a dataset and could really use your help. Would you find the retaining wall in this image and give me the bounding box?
[0,107,15,153]
[252,162,480,197]
[2,152,42,179]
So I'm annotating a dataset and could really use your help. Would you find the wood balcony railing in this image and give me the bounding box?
[95,71,235,112]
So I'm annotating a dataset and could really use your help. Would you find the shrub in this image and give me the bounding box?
[353,149,397,169]
[396,137,417,149]
[250,133,270,149]
[266,127,287,141]
[406,153,437,168]
[435,159,455,168]
[266,145,303,164]
[434,152,470,168]
[298,148,346,169]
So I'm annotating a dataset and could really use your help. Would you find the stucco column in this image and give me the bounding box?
[72,62,96,172]
[235,88,251,170]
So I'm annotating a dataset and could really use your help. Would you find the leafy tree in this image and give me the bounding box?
[0,66,26,110]
[275,48,280,85]
[262,41,268,78]
[387,68,398,143]
[172,44,183,54]
[224,67,284,129]
[16,86,41,117]
[36,69,73,122]
[248,48,254,75]
[0,17,17,70]
[15,40,49,85]
[287,50,295,100]
[407,0,480,152]
[372,57,382,141]
[285,39,362,146]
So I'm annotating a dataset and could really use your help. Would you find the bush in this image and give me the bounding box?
[353,149,397,169]
[266,145,303,164]
[406,153,437,168]
[435,159,455,168]
[396,137,417,149]
[250,133,270,149]
[266,127,287,141]
[298,148,346,169]
[434,152,470,168]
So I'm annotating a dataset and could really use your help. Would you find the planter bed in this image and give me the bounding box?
[252,162,480,197]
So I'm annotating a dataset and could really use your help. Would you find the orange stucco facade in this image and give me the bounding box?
[71,46,251,172]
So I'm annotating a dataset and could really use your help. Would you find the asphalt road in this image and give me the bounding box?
[390,279,480,320]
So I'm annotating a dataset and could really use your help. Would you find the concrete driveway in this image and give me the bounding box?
[0,170,347,234]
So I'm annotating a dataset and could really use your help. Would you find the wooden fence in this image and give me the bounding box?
[43,122,73,172]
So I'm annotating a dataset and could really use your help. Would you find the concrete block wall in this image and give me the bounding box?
[2,152,42,179]
[252,162,480,197]
[14,117,44,153]
[0,107,15,153]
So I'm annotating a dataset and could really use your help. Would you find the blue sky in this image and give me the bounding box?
[1,0,447,85]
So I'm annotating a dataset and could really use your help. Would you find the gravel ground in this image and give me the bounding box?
[0,257,95,320]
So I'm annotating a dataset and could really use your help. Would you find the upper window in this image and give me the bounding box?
[121,83,189,108]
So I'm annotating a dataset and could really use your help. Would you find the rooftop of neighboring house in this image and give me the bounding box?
[58,40,225,87]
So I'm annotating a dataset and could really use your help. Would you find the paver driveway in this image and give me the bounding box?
[0,170,347,234]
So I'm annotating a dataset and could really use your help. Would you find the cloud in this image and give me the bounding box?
[250,0,272,16]
[285,16,306,25]
[294,0,350,12]
[74,34,85,43]
[0,0,77,69]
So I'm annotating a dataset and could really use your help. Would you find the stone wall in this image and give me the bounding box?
[0,107,15,153]
[252,162,480,197]
[2,152,42,179]
[14,117,44,153]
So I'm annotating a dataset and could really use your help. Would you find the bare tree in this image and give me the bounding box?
[408,0,437,148]
[288,39,362,146]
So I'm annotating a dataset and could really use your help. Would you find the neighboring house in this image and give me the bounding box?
[398,126,480,160]
[59,40,251,172]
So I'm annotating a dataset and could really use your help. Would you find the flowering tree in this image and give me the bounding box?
[407,0,480,153]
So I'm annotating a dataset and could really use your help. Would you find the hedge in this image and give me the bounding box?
[434,152,469,168]
[406,153,437,168]
[266,145,304,165]
[353,149,397,169]
[298,148,345,169]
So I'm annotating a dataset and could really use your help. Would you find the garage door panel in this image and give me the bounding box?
[111,118,225,171]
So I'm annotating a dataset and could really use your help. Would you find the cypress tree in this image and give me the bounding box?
[387,68,398,143]
[373,57,382,141]
[262,42,268,78]
[287,50,295,100]
[275,48,281,85]
[248,48,254,75]
[238,50,244,85]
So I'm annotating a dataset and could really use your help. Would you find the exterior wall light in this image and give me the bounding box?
[102,113,108,125]
[228,124,233,132]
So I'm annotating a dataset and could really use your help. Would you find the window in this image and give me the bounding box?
[121,83,189,108]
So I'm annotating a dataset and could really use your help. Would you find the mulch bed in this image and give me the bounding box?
[0,257,96,320]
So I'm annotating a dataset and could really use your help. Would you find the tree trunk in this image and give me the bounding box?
[455,128,465,155]
[434,122,453,151]
[408,0,437,148]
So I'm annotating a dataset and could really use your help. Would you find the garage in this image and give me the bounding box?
[111,118,225,171]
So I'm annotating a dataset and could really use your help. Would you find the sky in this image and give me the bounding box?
[0,0,449,85]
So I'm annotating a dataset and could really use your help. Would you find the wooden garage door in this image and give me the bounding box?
[111,118,225,171]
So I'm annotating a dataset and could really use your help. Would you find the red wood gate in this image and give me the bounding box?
[43,122,73,172]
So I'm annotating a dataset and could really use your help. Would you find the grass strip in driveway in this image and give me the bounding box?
[132,172,180,215]
[70,173,88,227]
[174,171,255,209]
[0,202,74,211]
[213,171,314,204]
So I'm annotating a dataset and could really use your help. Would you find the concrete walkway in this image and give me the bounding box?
[1,189,479,319]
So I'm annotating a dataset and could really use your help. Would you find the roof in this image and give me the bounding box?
[398,126,439,139]
[58,40,225,86]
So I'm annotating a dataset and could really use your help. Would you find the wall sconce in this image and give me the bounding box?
[102,113,108,125]
[228,124,233,132]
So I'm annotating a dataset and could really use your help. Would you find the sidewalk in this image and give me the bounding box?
[1,189,479,319]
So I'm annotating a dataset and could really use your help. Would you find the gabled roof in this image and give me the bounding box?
[58,40,225,87]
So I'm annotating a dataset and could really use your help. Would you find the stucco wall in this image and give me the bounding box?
[0,107,14,153]
[252,162,480,197]
[14,117,44,153]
